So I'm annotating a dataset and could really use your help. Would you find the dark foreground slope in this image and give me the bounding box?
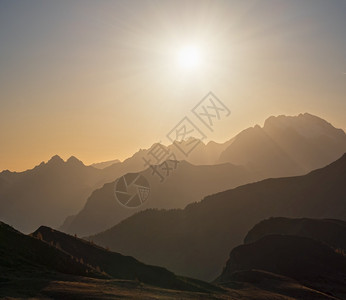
[1,222,338,299]
[1,220,219,293]
[31,226,218,293]
[0,221,227,299]
[0,221,104,279]
[217,217,346,299]
[2,275,336,300]
[90,154,346,281]
[244,217,346,250]
[217,235,346,298]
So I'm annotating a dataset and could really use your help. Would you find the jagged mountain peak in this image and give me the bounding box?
[263,112,345,138]
[45,155,85,167]
[264,112,325,126]
[66,156,84,166]
[47,155,64,165]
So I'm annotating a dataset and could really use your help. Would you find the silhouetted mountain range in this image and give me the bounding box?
[0,221,105,279]
[93,113,346,174]
[217,235,346,298]
[0,220,219,297]
[88,153,346,281]
[244,217,346,250]
[217,217,346,298]
[2,218,342,299]
[61,113,346,236]
[219,113,346,177]
[31,225,217,292]
[0,155,145,233]
[91,159,121,169]
[62,161,259,236]
[1,113,345,237]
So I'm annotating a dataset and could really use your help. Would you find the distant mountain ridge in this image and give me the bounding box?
[1,113,345,235]
[62,113,346,236]
[89,153,346,281]
[61,160,258,236]
[86,113,346,174]
[219,113,346,177]
[0,155,147,232]
[91,159,121,169]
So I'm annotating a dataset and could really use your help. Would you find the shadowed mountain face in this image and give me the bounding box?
[1,113,345,235]
[61,114,346,237]
[62,161,259,236]
[219,113,346,177]
[91,159,121,169]
[0,155,150,233]
[217,235,346,298]
[0,221,105,279]
[0,220,218,295]
[244,217,346,250]
[0,156,103,233]
[217,217,346,298]
[30,226,217,292]
[93,114,346,173]
[89,154,346,281]
[0,137,236,235]
[1,220,337,299]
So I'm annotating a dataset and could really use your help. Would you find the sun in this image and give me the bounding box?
[177,45,204,70]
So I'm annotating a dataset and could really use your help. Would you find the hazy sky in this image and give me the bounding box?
[1,0,345,171]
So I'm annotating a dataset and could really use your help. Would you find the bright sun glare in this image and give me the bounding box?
[177,45,204,70]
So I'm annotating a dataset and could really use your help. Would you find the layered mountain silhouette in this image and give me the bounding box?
[0,139,229,233]
[91,159,121,169]
[91,113,346,173]
[1,113,345,235]
[217,235,346,298]
[0,221,105,279]
[0,155,147,233]
[89,113,346,175]
[217,217,346,298]
[0,156,102,232]
[2,113,345,299]
[219,113,346,177]
[89,153,346,281]
[30,225,217,292]
[0,220,219,297]
[244,217,346,250]
[61,161,258,236]
[61,113,346,236]
[3,220,337,299]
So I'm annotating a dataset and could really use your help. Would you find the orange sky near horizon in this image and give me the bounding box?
[1,0,345,172]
